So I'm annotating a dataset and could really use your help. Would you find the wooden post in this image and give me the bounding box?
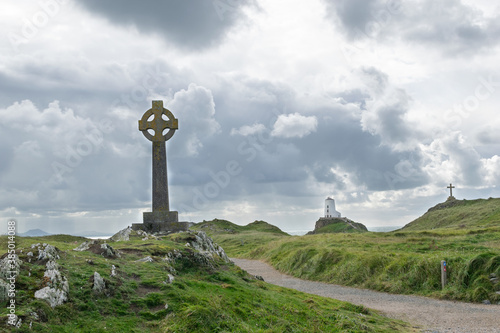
[441,260,447,289]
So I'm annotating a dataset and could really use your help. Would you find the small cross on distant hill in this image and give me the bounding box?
[447,183,455,198]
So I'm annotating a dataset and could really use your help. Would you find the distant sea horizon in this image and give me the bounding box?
[87,235,113,240]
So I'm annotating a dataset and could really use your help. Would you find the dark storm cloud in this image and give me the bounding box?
[75,0,258,50]
[293,107,427,191]
[357,67,423,148]
[0,58,194,120]
[323,0,388,40]
[167,73,431,214]
[323,0,500,56]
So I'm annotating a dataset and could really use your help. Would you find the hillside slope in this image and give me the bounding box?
[191,219,288,235]
[401,197,500,231]
[0,230,412,332]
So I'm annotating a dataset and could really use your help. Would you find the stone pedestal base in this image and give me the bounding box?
[131,221,190,233]
[131,210,191,234]
[143,211,179,223]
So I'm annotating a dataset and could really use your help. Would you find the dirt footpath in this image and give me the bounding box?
[232,258,500,333]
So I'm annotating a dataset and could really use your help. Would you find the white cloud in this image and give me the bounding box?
[230,123,266,136]
[167,83,221,156]
[271,113,318,138]
[419,132,483,186]
[481,155,500,186]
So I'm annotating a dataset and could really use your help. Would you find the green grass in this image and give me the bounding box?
[192,218,289,235]
[191,219,291,257]
[201,200,500,303]
[0,232,414,332]
[402,197,500,231]
[313,221,367,234]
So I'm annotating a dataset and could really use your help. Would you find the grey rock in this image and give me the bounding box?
[36,244,60,261]
[92,272,106,294]
[34,287,67,308]
[164,274,175,284]
[30,312,39,321]
[0,253,21,279]
[100,243,120,258]
[34,257,69,308]
[111,265,117,277]
[0,279,10,302]
[136,256,154,263]
[110,226,132,242]
[164,250,182,264]
[482,300,491,305]
[255,275,265,281]
[73,240,95,252]
[186,231,230,263]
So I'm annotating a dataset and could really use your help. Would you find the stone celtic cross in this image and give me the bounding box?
[136,100,180,229]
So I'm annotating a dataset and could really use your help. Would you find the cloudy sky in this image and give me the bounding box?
[1,0,500,235]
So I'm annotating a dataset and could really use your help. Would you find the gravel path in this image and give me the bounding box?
[232,258,500,333]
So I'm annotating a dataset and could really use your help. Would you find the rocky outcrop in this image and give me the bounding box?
[185,231,230,263]
[34,244,60,261]
[33,250,69,308]
[73,240,95,252]
[2,228,231,326]
[307,217,368,235]
[109,226,132,242]
[0,253,21,279]
[73,240,120,258]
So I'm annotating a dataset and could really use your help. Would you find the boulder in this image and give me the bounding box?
[109,226,133,242]
[0,253,21,279]
[165,274,175,284]
[100,243,121,258]
[34,287,67,308]
[92,272,106,294]
[32,244,60,261]
[186,231,230,263]
[73,241,95,252]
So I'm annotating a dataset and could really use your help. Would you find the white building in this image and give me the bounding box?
[324,197,341,218]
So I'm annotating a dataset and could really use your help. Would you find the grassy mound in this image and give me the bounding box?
[192,218,288,235]
[0,232,414,332]
[308,218,368,234]
[402,197,500,231]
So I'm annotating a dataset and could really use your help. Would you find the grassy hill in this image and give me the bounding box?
[192,219,289,235]
[401,197,500,231]
[0,231,413,332]
[190,219,290,258]
[307,218,368,235]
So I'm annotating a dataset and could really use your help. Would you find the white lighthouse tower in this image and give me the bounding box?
[324,197,341,218]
